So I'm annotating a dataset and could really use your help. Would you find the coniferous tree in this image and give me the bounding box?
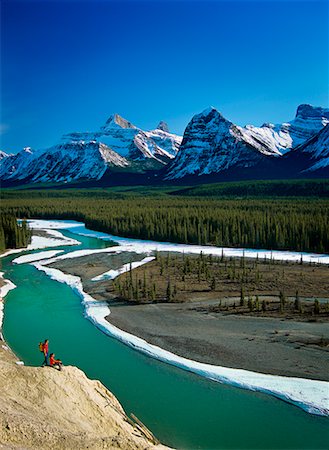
[166,279,172,302]
[314,299,320,315]
[240,286,245,307]
[294,290,301,311]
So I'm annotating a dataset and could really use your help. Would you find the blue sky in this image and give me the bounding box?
[1,0,328,152]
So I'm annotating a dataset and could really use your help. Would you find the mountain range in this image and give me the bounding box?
[164,104,329,181]
[1,104,328,186]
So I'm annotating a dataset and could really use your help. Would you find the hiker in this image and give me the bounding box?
[39,339,49,366]
[49,353,63,371]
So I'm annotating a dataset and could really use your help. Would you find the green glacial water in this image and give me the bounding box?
[2,229,329,449]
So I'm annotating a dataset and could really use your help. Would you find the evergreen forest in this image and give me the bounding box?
[1,186,328,253]
[0,214,32,252]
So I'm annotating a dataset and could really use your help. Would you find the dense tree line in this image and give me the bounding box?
[2,180,329,200]
[171,179,329,198]
[0,214,32,252]
[1,193,328,253]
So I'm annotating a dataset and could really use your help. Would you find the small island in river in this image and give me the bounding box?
[48,249,329,382]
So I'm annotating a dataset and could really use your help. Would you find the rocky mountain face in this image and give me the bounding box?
[164,105,329,180]
[0,115,182,184]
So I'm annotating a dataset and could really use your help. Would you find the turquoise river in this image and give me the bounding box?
[2,226,329,449]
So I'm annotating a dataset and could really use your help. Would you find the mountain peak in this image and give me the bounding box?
[295,104,329,120]
[196,107,230,126]
[156,121,169,133]
[102,114,136,130]
[200,106,217,117]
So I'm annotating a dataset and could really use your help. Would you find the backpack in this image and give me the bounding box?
[39,342,44,352]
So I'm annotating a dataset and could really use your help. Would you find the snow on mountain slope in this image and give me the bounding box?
[0,147,35,181]
[63,114,181,162]
[285,124,329,173]
[240,104,329,156]
[0,151,11,160]
[165,104,329,179]
[0,114,182,184]
[0,141,128,183]
[146,122,182,159]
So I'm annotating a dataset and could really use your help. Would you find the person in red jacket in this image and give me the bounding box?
[49,353,63,371]
[41,339,49,366]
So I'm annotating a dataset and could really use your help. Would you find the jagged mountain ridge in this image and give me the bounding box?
[0,115,182,184]
[164,104,329,180]
[1,104,328,185]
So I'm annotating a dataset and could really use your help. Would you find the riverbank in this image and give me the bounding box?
[106,300,329,381]
[0,343,166,449]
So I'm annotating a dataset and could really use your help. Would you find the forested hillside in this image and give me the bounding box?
[0,215,32,252]
[1,192,328,253]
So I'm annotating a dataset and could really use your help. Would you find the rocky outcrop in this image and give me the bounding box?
[0,344,168,449]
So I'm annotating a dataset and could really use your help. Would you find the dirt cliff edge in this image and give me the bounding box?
[0,344,168,449]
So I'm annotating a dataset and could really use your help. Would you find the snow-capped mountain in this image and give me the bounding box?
[63,114,182,163]
[165,105,329,180]
[0,114,182,184]
[240,104,329,156]
[1,105,327,186]
[0,142,128,183]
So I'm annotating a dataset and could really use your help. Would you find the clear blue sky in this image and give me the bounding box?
[1,0,328,152]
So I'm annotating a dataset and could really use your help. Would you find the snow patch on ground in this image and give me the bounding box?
[13,250,64,265]
[91,257,155,281]
[0,272,17,338]
[28,220,83,230]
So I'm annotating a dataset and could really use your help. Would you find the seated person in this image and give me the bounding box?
[49,352,63,371]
